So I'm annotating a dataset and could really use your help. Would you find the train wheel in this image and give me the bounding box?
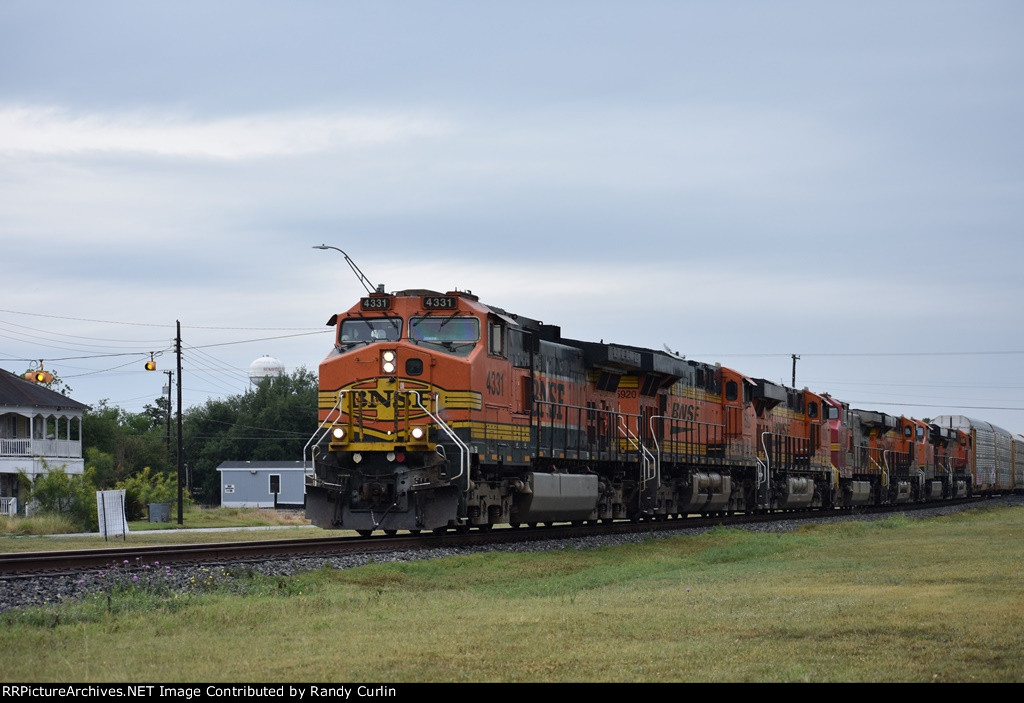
[477,524,493,533]
[383,529,397,536]
[357,529,373,537]
[432,527,448,535]
[409,529,421,535]
[509,522,521,529]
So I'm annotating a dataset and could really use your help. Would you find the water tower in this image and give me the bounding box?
[248,355,285,386]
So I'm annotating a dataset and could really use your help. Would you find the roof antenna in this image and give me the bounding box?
[312,244,380,294]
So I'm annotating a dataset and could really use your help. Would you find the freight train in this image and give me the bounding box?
[304,289,1023,534]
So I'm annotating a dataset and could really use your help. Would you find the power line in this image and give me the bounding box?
[0,308,322,331]
[186,330,330,349]
[1,350,167,363]
[841,400,1024,412]
[0,308,174,328]
[705,350,1024,358]
[0,318,168,344]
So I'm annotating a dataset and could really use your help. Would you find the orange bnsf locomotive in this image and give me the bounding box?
[304,289,1015,534]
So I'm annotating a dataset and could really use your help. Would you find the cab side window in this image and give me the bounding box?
[488,322,505,357]
[726,380,738,401]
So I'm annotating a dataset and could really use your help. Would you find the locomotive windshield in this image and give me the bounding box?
[339,317,402,346]
[410,315,479,353]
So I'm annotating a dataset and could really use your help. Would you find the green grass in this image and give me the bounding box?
[0,506,322,552]
[0,526,331,553]
[0,509,315,552]
[0,512,79,536]
[2,504,1022,682]
[129,505,312,530]
[1,506,311,537]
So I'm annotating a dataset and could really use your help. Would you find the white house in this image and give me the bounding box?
[0,368,89,515]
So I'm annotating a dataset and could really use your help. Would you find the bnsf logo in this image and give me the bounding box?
[340,381,431,422]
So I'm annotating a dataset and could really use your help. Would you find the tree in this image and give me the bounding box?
[183,368,318,504]
[24,463,98,531]
[142,395,171,435]
[83,401,171,486]
[116,466,189,520]
[85,447,117,488]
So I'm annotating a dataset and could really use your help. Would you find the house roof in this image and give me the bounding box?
[0,368,90,412]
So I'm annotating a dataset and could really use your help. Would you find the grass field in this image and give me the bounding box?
[2,504,1022,682]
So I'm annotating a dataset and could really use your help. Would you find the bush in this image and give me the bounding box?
[116,467,189,520]
[26,464,98,532]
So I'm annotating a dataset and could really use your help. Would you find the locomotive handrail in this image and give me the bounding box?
[303,390,349,478]
[532,398,629,461]
[617,415,655,488]
[757,431,772,501]
[649,415,727,465]
[413,391,471,498]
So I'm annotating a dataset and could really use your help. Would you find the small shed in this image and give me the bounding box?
[217,461,306,508]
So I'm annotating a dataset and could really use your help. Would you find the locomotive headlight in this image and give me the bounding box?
[332,427,346,441]
[382,350,397,374]
[410,426,427,442]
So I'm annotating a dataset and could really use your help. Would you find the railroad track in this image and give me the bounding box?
[0,496,986,577]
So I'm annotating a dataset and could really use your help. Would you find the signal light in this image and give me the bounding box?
[145,353,156,371]
[24,361,54,384]
[24,370,54,384]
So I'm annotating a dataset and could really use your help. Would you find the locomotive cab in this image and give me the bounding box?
[306,290,492,534]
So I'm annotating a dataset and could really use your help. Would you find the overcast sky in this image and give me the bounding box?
[1,1,1022,433]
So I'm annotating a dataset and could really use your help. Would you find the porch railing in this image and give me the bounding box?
[0,438,82,458]
[0,497,16,516]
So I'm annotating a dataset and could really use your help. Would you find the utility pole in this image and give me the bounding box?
[176,320,184,525]
[791,354,800,388]
[163,370,173,459]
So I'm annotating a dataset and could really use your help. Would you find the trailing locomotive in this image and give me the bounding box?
[304,289,1021,534]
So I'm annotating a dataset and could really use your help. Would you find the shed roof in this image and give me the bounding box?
[217,460,306,472]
